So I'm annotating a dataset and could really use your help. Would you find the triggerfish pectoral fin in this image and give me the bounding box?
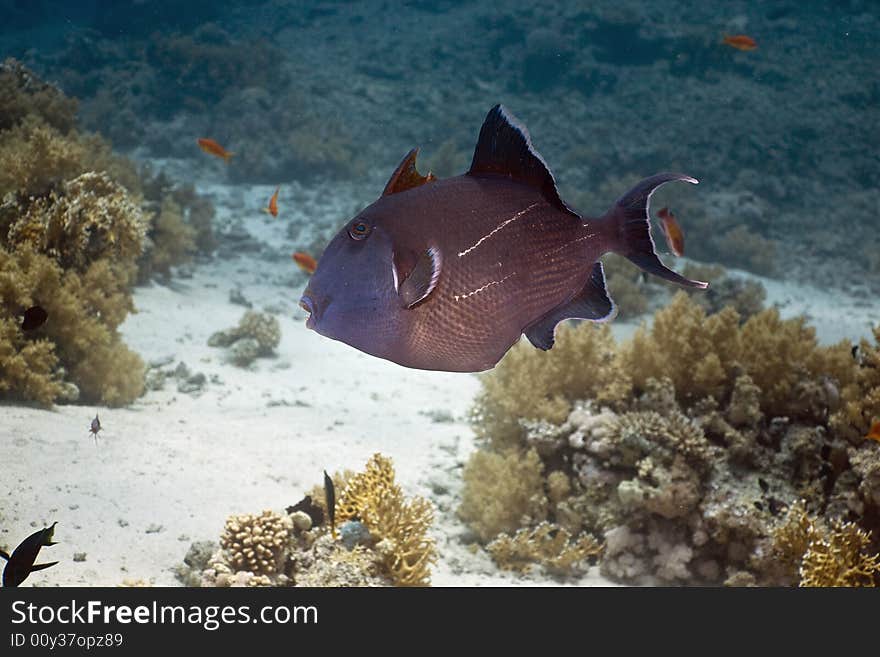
[524,262,617,350]
[607,173,707,289]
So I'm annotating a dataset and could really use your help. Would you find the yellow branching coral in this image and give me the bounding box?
[336,454,436,586]
[7,171,146,272]
[487,522,602,574]
[800,521,880,587]
[459,448,547,542]
[769,501,880,587]
[220,510,293,576]
[474,322,630,451]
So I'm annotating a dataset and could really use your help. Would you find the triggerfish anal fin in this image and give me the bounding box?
[608,173,707,289]
[525,262,617,350]
[382,148,437,196]
[468,104,578,218]
[397,246,442,308]
[29,561,59,572]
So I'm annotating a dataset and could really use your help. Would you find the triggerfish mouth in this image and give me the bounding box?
[300,104,707,372]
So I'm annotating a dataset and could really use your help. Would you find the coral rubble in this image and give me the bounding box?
[462,293,880,584]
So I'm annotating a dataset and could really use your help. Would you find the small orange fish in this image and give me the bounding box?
[866,421,880,443]
[263,187,280,217]
[722,34,758,51]
[197,138,234,162]
[292,251,318,275]
[657,207,685,257]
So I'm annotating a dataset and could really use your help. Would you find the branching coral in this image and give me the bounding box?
[831,326,880,444]
[487,522,602,575]
[336,454,437,586]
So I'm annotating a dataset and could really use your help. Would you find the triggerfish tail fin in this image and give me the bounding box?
[605,173,707,289]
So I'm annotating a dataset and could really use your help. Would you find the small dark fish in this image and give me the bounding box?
[286,495,324,527]
[753,501,764,511]
[852,344,860,361]
[20,305,48,331]
[300,105,707,371]
[1,522,59,587]
[324,470,336,539]
[89,413,101,445]
[757,478,769,493]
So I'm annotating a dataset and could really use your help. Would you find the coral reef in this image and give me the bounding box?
[486,522,602,575]
[179,454,434,587]
[336,453,437,586]
[462,292,880,584]
[0,62,215,406]
[207,311,281,367]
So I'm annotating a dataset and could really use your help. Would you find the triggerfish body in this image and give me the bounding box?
[299,104,708,372]
[197,138,234,162]
[1,522,59,587]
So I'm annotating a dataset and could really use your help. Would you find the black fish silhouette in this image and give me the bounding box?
[300,105,707,372]
[324,471,336,539]
[20,305,48,331]
[1,522,59,587]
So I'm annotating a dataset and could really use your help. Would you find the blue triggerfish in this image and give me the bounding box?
[299,104,707,371]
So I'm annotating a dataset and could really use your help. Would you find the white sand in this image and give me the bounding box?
[1,179,874,587]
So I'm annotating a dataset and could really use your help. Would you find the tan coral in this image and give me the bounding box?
[458,448,547,542]
[220,510,293,576]
[487,522,602,574]
[7,171,146,272]
[336,453,436,586]
[800,521,880,587]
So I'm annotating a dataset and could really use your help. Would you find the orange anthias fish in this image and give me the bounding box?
[866,421,880,443]
[197,138,234,162]
[263,186,280,217]
[657,207,685,257]
[292,251,318,275]
[722,34,758,51]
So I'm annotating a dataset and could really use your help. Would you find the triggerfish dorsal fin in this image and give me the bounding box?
[524,262,617,350]
[383,148,437,196]
[468,104,577,218]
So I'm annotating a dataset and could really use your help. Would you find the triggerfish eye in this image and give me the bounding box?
[348,221,370,240]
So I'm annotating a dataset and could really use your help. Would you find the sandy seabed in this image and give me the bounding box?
[2,180,876,587]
